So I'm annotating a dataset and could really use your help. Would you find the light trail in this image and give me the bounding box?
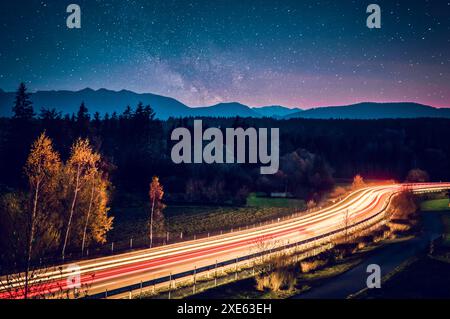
[1,182,449,299]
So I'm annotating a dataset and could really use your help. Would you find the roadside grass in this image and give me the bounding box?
[187,257,362,300]
[187,277,291,299]
[300,258,361,282]
[420,198,450,211]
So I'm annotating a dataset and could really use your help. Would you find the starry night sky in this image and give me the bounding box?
[0,0,449,108]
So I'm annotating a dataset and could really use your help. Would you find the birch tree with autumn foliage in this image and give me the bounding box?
[23,132,62,297]
[0,133,62,299]
[61,138,100,260]
[149,176,165,248]
[80,167,113,255]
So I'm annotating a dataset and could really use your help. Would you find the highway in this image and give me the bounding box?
[1,182,449,299]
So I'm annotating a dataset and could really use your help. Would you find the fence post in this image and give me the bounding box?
[180,232,183,240]
[166,276,172,297]
[130,238,133,249]
[215,260,218,287]
[140,280,143,298]
[166,232,170,243]
[193,266,197,294]
[111,242,114,253]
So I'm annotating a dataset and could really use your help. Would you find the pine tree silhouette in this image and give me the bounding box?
[77,102,90,121]
[12,82,34,120]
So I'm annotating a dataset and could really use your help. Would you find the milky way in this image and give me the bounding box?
[0,0,449,108]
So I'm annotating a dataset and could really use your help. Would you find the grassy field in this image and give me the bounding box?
[109,194,306,243]
[246,193,305,209]
[420,198,450,211]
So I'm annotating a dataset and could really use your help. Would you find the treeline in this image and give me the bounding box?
[0,84,335,205]
[2,83,450,207]
[179,116,450,182]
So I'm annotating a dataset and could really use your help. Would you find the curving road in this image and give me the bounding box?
[1,182,450,299]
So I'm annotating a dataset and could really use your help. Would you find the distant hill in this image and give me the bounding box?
[0,88,191,119]
[285,102,450,120]
[0,88,298,119]
[0,88,294,119]
[252,105,299,118]
[193,102,261,118]
[1,88,449,120]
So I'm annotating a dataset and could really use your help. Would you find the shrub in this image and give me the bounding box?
[331,186,347,198]
[389,189,418,220]
[357,241,367,250]
[332,242,359,260]
[388,221,411,233]
[255,275,271,291]
[255,254,298,292]
[300,259,328,273]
